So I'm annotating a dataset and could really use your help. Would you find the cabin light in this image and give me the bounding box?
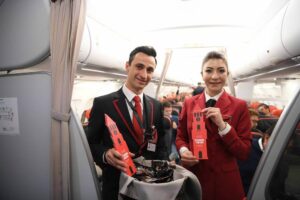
[291,56,300,63]
[79,62,87,66]
[81,67,106,73]
[81,67,127,77]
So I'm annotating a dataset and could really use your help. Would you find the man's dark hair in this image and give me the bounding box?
[162,101,172,109]
[128,46,157,65]
[192,86,204,96]
[258,103,270,110]
[202,51,228,70]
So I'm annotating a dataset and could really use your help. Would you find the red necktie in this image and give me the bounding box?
[132,96,143,144]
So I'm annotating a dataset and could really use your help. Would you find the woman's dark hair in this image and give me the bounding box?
[128,46,157,65]
[201,51,228,70]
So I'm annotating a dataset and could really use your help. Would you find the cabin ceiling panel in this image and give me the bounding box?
[82,0,294,85]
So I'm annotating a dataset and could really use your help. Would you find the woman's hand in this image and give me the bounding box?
[202,107,226,130]
[180,150,199,167]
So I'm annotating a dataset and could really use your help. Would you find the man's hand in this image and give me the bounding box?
[105,148,134,173]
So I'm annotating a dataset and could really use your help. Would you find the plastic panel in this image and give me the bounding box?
[0,72,51,200]
[281,0,300,56]
[69,109,102,200]
[0,0,50,70]
[256,6,290,68]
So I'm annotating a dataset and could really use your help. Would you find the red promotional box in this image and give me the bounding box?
[105,114,137,176]
[192,106,208,160]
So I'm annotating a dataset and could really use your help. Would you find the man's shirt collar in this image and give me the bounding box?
[122,84,144,104]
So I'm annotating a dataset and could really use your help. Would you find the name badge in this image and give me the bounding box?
[147,142,156,152]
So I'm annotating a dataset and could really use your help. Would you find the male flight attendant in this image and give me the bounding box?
[87,46,168,200]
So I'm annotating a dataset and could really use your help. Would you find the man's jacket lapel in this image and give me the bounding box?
[112,89,140,144]
[143,95,153,128]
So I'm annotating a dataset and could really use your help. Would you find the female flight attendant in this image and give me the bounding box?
[176,51,252,200]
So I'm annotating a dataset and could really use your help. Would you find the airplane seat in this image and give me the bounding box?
[0,2,53,199]
[78,109,103,183]
[79,109,103,184]
[257,118,278,133]
[0,0,101,197]
[0,73,102,200]
[163,116,173,157]
[69,109,102,199]
[0,72,52,200]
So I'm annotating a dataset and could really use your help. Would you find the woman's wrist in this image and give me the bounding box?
[218,122,227,131]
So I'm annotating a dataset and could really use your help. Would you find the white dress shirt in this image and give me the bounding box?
[122,84,144,120]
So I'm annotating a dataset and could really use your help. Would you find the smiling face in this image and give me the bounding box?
[125,52,156,94]
[163,106,172,117]
[257,104,271,116]
[201,58,228,96]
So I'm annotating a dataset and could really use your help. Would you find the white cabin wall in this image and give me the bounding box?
[280,79,300,106]
[235,81,255,103]
[158,85,179,98]
[71,80,195,118]
[251,79,300,109]
[71,81,181,118]
[158,85,193,99]
[71,80,123,118]
[235,79,300,109]
[143,82,157,98]
[252,83,281,105]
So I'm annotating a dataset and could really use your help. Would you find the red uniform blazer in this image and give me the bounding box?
[176,91,252,200]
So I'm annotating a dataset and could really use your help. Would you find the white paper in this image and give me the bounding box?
[0,98,20,135]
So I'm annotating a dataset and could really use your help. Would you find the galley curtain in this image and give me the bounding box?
[50,0,86,199]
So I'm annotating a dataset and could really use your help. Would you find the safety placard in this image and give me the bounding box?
[0,98,20,135]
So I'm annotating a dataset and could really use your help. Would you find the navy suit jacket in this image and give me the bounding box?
[87,88,168,200]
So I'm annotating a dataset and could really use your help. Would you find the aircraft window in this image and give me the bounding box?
[267,121,300,200]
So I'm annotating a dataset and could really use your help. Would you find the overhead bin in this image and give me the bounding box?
[79,17,131,70]
[256,6,290,68]
[235,0,300,78]
[79,17,176,83]
[0,0,50,70]
[281,0,300,57]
